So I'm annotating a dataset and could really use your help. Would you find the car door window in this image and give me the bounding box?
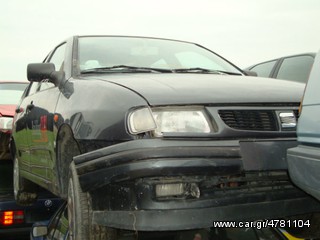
[250,60,277,77]
[49,43,66,71]
[276,55,314,83]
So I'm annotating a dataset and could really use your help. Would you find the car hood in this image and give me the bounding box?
[84,73,305,105]
[0,104,16,117]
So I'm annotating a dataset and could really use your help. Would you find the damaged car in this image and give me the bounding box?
[11,36,320,239]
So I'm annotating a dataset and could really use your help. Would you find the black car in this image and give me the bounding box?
[0,160,62,239]
[11,36,320,239]
[246,53,315,83]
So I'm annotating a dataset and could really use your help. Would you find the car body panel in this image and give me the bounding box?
[287,50,320,201]
[75,138,320,230]
[82,73,304,105]
[26,87,60,182]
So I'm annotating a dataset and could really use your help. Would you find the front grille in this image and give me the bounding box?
[219,110,278,131]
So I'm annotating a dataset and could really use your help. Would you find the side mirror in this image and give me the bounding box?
[27,63,65,87]
[243,70,258,77]
[27,63,55,82]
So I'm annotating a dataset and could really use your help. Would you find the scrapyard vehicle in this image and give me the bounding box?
[11,36,320,239]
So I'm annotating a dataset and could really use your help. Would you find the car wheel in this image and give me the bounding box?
[283,212,320,239]
[68,161,117,240]
[13,156,37,206]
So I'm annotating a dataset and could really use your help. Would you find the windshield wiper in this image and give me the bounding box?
[81,65,173,74]
[172,67,225,74]
[217,70,242,76]
[81,65,242,75]
[172,68,243,75]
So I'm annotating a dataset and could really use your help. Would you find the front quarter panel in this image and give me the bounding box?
[55,77,148,146]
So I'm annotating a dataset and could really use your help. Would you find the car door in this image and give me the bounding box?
[27,43,66,183]
[26,83,60,182]
[13,82,40,173]
[274,54,315,83]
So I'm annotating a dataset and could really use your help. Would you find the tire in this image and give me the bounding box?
[13,156,37,206]
[283,212,320,239]
[68,162,117,240]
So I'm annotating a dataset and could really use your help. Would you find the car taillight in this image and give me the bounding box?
[0,210,24,226]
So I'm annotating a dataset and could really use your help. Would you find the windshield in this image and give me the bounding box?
[78,37,242,74]
[0,83,28,105]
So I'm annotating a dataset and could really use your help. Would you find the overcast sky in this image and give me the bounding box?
[1,0,319,81]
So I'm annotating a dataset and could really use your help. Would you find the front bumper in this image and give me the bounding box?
[74,138,320,231]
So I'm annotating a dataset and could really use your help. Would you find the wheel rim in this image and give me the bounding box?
[13,157,20,199]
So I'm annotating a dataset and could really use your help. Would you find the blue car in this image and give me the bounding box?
[287,49,320,239]
[0,160,62,239]
[287,50,320,200]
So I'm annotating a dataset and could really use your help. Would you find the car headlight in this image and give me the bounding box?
[152,108,212,136]
[128,107,213,136]
[0,117,13,132]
